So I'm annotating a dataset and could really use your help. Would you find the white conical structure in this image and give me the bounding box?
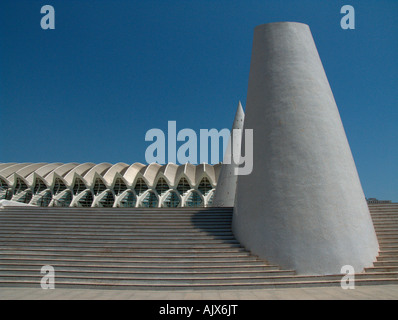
[233,22,379,275]
[212,102,245,207]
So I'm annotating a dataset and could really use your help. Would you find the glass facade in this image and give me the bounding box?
[134,178,148,196]
[53,178,67,195]
[198,177,212,196]
[14,178,28,195]
[33,178,47,194]
[140,191,158,208]
[207,191,215,206]
[114,178,127,196]
[118,191,137,207]
[93,178,107,196]
[163,191,181,208]
[73,178,87,195]
[16,190,32,204]
[155,178,169,196]
[185,191,203,207]
[76,190,93,207]
[36,190,52,207]
[97,191,115,207]
[0,178,11,200]
[177,178,191,196]
[54,190,72,207]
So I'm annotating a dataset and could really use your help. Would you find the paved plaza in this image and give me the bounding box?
[1,285,398,300]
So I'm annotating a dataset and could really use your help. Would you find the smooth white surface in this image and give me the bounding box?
[233,22,379,275]
[212,102,245,207]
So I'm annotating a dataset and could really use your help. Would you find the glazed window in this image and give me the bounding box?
[97,191,114,207]
[53,178,67,195]
[33,178,47,194]
[0,178,11,200]
[198,177,213,196]
[163,191,180,208]
[37,191,52,207]
[14,178,28,195]
[77,190,93,207]
[155,178,169,196]
[119,191,136,208]
[54,190,72,207]
[73,178,87,195]
[16,190,32,204]
[207,192,215,206]
[93,178,107,196]
[176,178,191,196]
[114,178,127,196]
[185,191,203,207]
[134,178,148,196]
[140,191,158,208]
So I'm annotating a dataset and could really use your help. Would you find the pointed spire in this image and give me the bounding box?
[212,101,245,207]
[232,101,245,130]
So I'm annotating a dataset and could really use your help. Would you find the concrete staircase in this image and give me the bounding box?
[0,204,397,290]
[366,203,398,276]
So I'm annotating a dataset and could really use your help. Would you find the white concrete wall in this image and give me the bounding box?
[233,22,379,275]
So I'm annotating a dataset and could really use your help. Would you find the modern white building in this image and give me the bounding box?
[0,162,220,208]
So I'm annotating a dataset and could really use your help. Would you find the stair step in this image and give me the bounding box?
[0,247,251,257]
[365,266,398,273]
[0,234,238,241]
[0,274,359,284]
[379,250,398,255]
[374,235,398,239]
[0,238,241,246]
[1,269,396,282]
[377,240,398,244]
[0,269,296,278]
[0,276,397,289]
[0,230,234,237]
[0,258,269,267]
[0,252,258,263]
[0,245,246,253]
[373,228,398,231]
[373,261,398,267]
[0,262,281,272]
[373,223,398,227]
[0,225,233,231]
[376,256,398,262]
[0,251,254,260]
[0,240,242,249]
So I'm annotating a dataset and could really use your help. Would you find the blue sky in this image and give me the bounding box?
[0,0,397,201]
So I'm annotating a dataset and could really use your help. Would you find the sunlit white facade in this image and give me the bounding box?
[0,162,220,208]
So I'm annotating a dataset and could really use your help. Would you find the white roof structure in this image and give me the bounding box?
[0,162,221,208]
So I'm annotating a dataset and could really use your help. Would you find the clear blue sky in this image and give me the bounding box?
[0,0,397,201]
